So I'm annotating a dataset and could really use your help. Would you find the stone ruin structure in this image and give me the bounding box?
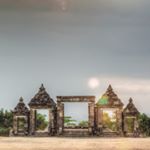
[12,84,140,137]
[28,84,56,136]
[12,97,29,135]
[95,85,124,136]
[123,98,139,136]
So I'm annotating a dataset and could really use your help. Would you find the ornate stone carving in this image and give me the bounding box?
[13,97,29,116]
[28,84,56,108]
[96,85,123,108]
[123,98,139,116]
[12,97,29,135]
[123,98,140,136]
[11,84,141,137]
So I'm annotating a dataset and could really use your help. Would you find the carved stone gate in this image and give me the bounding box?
[95,85,124,136]
[56,96,95,135]
[12,84,140,137]
[12,97,29,136]
[123,98,139,136]
[28,84,56,136]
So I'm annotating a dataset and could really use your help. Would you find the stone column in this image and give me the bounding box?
[49,109,51,134]
[88,102,95,135]
[24,116,28,135]
[30,108,36,135]
[123,117,128,136]
[13,116,18,135]
[49,108,55,135]
[134,117,139,130]
[57,102,64,135]
[116,108,123,135]
[98,108,103,125]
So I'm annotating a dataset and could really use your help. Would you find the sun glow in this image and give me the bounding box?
[88,77,100,89]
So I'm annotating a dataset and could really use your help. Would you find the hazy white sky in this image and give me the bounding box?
[0,0,150,118]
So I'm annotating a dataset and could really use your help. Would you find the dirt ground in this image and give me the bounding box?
[0,137,150,150]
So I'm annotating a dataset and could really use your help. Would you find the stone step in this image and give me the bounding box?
[63,130,90,137]
[34,132,50,137]
[102,132,120,137]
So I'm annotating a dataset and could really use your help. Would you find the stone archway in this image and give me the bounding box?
[28,84,56,136]
[123,98,139,137]
[56,96,95,136]
[95,85,124,136]
[12,97,29,136]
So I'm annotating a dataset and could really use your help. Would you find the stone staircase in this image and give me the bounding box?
[34,132,50,137]
[63,129,90,137]
[102,132,120,137]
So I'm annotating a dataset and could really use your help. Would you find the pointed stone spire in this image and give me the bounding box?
[13,97,29,115]
[123,98,139,115]
[129,97,133,103]
[39,83,45,91]
[19,97,24,103]
[28,84,56,108]
[97,84,123,108]
[107,84,113,91]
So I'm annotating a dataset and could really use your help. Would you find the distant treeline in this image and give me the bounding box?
[0,109,13,136]
[0,109,150,136]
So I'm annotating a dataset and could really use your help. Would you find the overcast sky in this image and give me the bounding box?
[0,0,150,120]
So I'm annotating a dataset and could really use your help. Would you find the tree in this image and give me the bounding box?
[36,113,48,131]
[138,113,150,136]
[0,109,13,136]
[103,112,117,131]
[78,121,88,127]
[0,109,13,128]
[64,116,77,127]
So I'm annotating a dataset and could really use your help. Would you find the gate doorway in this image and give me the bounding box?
[63,102,89,136]
[57,96,95,136]
[102,109,117,133]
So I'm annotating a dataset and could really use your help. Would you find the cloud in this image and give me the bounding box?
[98,76,150,94]
[92,76,150,115]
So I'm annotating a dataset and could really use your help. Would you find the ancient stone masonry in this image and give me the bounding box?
[12,84,140,137]
[95,85,124,136]
[28,84,56,136]
[12,97,29,136]
[56,96,95,136]
[123,98,140,136]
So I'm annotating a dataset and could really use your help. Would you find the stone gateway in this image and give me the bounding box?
[12,84,140,137]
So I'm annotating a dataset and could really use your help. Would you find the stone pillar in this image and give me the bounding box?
[49,108,55,135]
[13,116,18,135]
[49,109,51,134]
[134,117,139,130]
[30,108,36,135]
[57,102,64,135]
[88,102,95,135]
[123,117,127,133]
[24,116,28,135]
[98,108,103,126]
[116,108,123,135]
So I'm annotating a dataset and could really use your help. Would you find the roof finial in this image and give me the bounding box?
[129,97,133,103]
[39,83,45,91]
[107,84,113,91]
[19,97,24,102]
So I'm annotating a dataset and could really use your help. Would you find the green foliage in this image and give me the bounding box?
[138,113,150,136]
[18,118,26,131]
[0,109,13,128]
[36,113,48,130]
[103,112,117,131]
[125,118,134,133]
[64,116,77,127]
[78,121,88,127]
[0,109,13,136]
[0,128,10,136]
[97,95,109,105]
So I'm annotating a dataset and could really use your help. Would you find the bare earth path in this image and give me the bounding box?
[0,137,150,150]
